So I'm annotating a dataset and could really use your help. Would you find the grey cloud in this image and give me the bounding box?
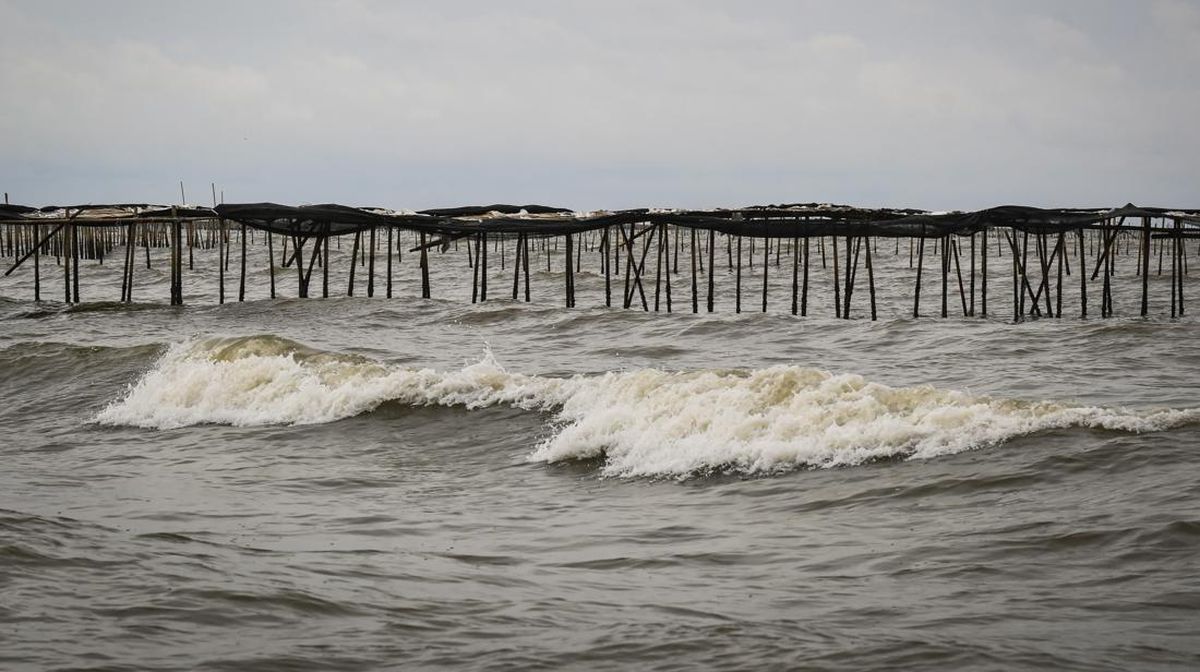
[1,0,1196,210]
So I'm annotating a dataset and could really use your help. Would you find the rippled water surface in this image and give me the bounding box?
[2,236,1199,671]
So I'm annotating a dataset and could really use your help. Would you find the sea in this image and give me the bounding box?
[1,230,1198,671]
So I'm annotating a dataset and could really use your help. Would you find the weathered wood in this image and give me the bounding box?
[706,229,715,312]
[691,228,698,314]
[239,223,247,302]
[832,236,841,318]
[735,235,742,314]
[914,230,925,318]
[367,226,376,298]
[386,226,393,298]
[761,231,769,313]
[801,237,810,316]
[348,231,360,296]
[865,235,877,321]
[790,235,799,316]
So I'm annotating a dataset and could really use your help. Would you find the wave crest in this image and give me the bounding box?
[95,335,1199,478]
[94,335,564,429]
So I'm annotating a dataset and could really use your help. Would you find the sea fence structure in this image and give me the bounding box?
[1,201,1198,321]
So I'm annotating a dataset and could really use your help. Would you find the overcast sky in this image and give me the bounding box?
[1,0,1197,210]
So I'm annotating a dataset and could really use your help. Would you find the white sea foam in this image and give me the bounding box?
[94,336,565,429]
[96,335,1200,478]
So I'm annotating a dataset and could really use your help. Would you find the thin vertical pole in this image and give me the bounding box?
[321,232,329,298]
[348,231,360,296]
[267,232,276,299]
[866,236,877,321]
[832,236,841,318]
[1078,229,1087,317]
[1177,219,1185,316]
[604,227,612,307]
[735,235,742,313]
[761,234,769,312]
[914,230,925,318]
[1141,216,1151,316]
[843,236,855,319]
[218,218,226,303]
[981,228,988,317]
[790,235,799,315]
[653,227,662,312]
[1171,222,1178,318]
[33,222,40,301]
[367,226,376,298]
[969,233,976,316]
[509,233,520,301]
[941,235,949,318]
[63,217,71,303]
[663,225,671,313]
[72,222,80,303]
[239,223,247,302]
[566,233,574,308]
[801,237,810,316]
[522,234,530,302]
[480,231,488,302]
[706,229,715,312]
[472,234,480,304]
[691,228,698,314]
[1055,233,1064,318]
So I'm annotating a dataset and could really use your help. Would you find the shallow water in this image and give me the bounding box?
[2,235,1199,671]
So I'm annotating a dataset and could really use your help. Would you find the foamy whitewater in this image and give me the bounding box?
[95,335,1199,478]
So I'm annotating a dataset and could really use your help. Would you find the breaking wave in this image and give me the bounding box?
[95,335,1200,478]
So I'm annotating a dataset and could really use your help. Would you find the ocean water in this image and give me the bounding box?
[2,232,1199,671]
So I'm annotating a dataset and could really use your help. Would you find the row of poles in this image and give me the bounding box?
[1,215,1194,319]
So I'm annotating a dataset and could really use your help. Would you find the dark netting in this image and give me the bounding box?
[0,204,38,220]
[0,201,1194,236]
[214,203,392,236]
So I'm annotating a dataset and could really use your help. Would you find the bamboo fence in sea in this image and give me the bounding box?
[2,200,1198,320]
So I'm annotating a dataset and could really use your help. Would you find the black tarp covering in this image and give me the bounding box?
[0,204,37,220]
[214,203,393,236]
[664,205,1199,239]
[2,201,1197,238]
